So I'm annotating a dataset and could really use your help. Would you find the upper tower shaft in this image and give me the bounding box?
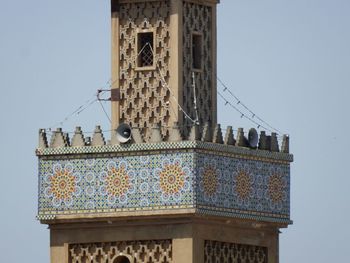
[111,0,219,138]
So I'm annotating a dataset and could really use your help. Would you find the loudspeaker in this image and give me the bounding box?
[116,123,132,143]
[248,128,259,148]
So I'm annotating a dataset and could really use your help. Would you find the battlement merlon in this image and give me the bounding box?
[36,125,293,227]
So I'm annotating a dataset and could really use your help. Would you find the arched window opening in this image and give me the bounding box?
[113,255,131,263]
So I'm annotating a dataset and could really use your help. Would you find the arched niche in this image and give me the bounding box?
[113,255,131,263]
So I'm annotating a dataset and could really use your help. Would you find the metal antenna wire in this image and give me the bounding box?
[217,77,283,134]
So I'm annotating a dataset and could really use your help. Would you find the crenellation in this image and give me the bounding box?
[39,129,48,148]
[49,128,68,148]
[258,131,268,150]
[224,126,235,146]
[201,122,212,142]
[281,135,290,153]
[212,124,223,144]
[235,128,246,147]
[38,125,289,154]
[91,125,106,146]
[71,127,85,147]
[270,132,279,152]
[266,135,272,151]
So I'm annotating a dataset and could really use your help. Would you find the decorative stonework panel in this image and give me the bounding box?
[38,152,195,214]
[119,1,171,138]
[196,153,290,218]
[204,240,267,263]
[182,2,213,135]
[69,240,172,263]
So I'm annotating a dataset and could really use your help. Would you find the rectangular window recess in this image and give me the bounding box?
[192,33,203,71]
[137,31,155,70]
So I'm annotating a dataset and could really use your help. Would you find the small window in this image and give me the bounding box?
[137,31,154,69]
[192,33,202,70]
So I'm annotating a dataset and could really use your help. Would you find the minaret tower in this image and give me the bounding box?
[111,0,218,138]
[36,1,292,263]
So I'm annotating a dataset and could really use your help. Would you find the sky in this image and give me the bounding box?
[0,0,349,262]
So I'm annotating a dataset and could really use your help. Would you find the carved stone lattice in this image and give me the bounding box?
[182,2,213,136]
[69,240,172,263]
[119,1,171,139]
[204,240,268,263]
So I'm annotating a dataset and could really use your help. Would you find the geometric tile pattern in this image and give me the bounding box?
[204,240,267,263]
[39,152,195,214]
[196,153,290,216]
[38,150,291,224]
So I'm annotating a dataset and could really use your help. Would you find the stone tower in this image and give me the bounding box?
[36,1,292,263]
[111,0,218,138]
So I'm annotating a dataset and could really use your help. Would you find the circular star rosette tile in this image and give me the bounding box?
[99,160,136,206]
[232,163,255,208]
[265,166,288,212]
[199,158,222,204]
[154,158,191,204]
[44,162,82,208]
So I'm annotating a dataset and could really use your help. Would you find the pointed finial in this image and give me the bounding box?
[224,126,235,145]
[212,124,223,144]
[258,131,269,150]
[71,127,85,147]
[91,126,106,146]
[201,122,212,142]
[38,129,48,148]
[281,135,290,153]
[270,132,279,152]
[281,135,289,153]
[235,128,246,147]
[50,128,67,148]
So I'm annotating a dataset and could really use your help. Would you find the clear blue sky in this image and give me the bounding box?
[0,0,349,262]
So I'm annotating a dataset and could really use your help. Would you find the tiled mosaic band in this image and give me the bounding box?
[38,144,291,224]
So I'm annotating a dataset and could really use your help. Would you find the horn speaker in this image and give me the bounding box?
[116,123,132,143]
